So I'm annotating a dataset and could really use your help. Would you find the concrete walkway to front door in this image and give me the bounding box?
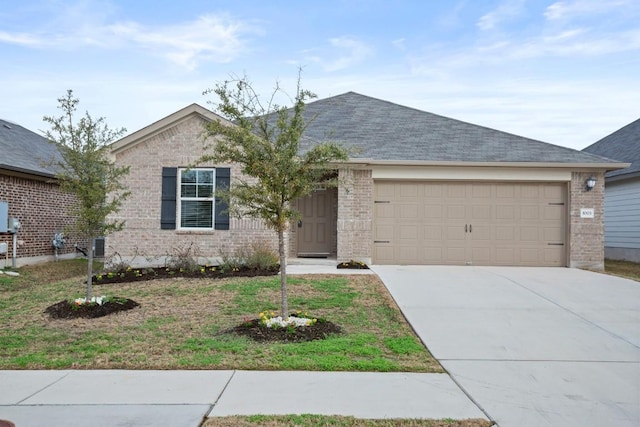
[373,265,640,427]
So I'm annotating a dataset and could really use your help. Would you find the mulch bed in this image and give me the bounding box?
[45,299,140,319]
[337,260,369,269]
[231,318,342,342]
[92,265,279,285]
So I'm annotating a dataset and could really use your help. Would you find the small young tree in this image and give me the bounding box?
[201,74,349,316]
[44,90,130,301]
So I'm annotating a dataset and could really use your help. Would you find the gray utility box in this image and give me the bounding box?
[0,201,7,233]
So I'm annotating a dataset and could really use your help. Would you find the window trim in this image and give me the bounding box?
[177,167,216,230]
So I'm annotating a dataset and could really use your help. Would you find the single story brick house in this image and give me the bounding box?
[0,119,79,266]
[583,118,640,262]
[107,92,625,270]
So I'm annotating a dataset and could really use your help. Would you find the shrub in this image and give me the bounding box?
[166,241,200,273]
[218,241,279,272]
[246,241,279,270]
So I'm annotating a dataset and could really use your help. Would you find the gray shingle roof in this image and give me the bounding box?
[582,118,640,179]
[299,92,613,164]
[0,119,60,178]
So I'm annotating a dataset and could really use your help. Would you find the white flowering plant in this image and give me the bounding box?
[71,295,125,308]
[259,310,318,329]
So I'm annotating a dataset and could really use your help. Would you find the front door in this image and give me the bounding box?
[297,189,335,257]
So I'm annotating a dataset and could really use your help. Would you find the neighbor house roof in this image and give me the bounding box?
[299,92,622,167]
[582,118,640,180]
[0,119,60,178]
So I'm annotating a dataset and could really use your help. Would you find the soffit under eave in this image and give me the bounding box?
[335,159,631,170]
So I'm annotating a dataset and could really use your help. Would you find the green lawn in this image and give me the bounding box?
[203,415,493,427]
[0,260,442,372]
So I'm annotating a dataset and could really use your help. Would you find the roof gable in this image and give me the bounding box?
[0,119,60,178]
[299,92,618,166]
[583,118,640,179]
[109,103,228,155]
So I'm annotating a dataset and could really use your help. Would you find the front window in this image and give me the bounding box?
[179,168,215,229]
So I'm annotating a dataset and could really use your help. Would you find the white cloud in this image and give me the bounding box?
[305,37,373,72]
[477,0,525,30]
[544,0,635,21]
[0,31,47,47]
[327,37,374,71]
[0,13,259,69]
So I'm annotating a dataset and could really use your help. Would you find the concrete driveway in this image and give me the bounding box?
[373,266,640,427]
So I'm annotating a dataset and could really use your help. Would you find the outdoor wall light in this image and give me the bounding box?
[585,176,597,191]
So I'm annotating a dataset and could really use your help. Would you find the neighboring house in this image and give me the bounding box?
[107,92,626,270]
[0,119,79,267]
[583,119,640,262]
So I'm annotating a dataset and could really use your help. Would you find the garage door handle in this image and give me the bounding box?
[469,224,472,232]
[465,224,468,232]
[374,240,390,244]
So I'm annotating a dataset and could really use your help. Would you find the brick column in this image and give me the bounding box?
[337,168,373,263]
[569,171,605,270]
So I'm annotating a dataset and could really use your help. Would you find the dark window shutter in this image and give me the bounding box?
[215,168,230,230]
[161,167,177,230]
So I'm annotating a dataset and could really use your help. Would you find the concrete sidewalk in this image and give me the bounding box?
[0,370,488,427]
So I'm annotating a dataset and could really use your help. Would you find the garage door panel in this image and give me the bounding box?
[544,205,563,220]
[496,186,515,198]
[472,185,491,198]
[520,227,539,242]
[470,225,491,241]
[496,226,515,240]
[496,205,515,219]
[375,183,395,198]
[544,227,563,242]
[544,185,563,199]
[521,206,540,220]
[544,247,564,264]
[472,205,491,220]
[424,226,443,241]
[374,246,394,264]
[445,247,467,263]
[399,183,419,198]
[373,181,566,266]
[375,224,394,240]
[447,184,467,198]
[397,246,419,263]
[521,186,540,198]
[399,204,419,219]
[446,225,466,240]
[424,247,444,262]
[399,225,420,240]
[447,205,466,219]
[495,247,515,264]
[424,205,442,218]
[375,204,394,219]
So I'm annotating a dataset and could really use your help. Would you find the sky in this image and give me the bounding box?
[1,0,639,150]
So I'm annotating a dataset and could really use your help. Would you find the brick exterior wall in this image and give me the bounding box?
[107,115,279,266]
[107,112,607,270]
[0,174,80,266]
[337,168,373,264]
[569,171,605,270]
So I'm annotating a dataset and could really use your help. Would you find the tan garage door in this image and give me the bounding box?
[373,181,566,266]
